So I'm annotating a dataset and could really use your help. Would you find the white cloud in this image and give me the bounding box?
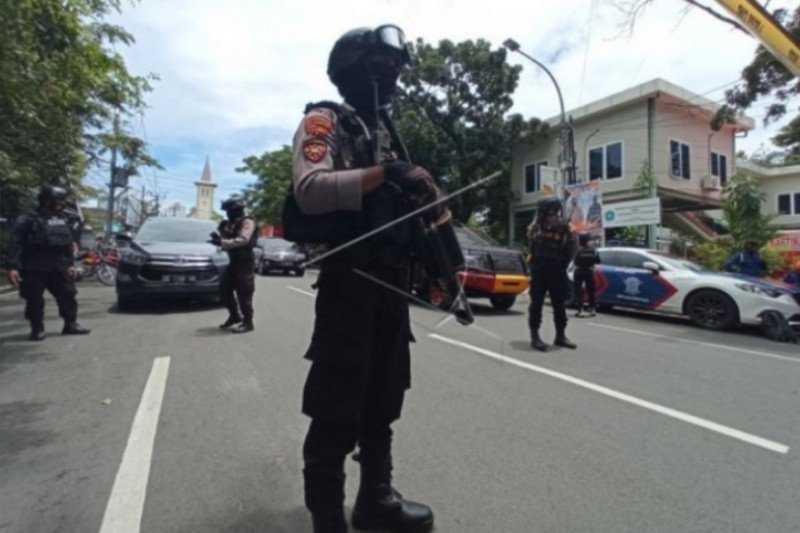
[111,0,799,206]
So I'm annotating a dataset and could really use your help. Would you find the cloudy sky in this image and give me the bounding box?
[99,0,798,210]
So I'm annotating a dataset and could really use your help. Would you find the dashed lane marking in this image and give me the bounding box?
[429,333,790,455]
[99,356,171,533]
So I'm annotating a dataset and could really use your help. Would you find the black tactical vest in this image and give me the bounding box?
[574,248,599,270]
[283,101,411,266]
[530,223,570,267]
[219,216,257,266]
[20,211,75,271]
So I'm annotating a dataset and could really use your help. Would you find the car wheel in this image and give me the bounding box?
[686,289,738,330]
[490,295,516,311]
[596,304,613,313]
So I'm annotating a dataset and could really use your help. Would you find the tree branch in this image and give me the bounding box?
[683,0,749,34]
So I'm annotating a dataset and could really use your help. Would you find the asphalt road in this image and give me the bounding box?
[1,274,799,533]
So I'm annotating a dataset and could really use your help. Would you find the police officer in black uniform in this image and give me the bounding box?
[211,195,257,334]
[288,24,436,533]
[6,185,90,341]
[527,197,576,352]
[573,233,600,317]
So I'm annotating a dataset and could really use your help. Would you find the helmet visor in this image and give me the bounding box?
[375,25,406,50]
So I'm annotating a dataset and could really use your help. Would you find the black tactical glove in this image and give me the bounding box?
[208,232,222,246]
[383,162,444,221]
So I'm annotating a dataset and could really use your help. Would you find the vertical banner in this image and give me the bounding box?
[564,181,603,241]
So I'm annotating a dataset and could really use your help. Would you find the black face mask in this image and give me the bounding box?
[226,208,244,221]
[338,51,403,114]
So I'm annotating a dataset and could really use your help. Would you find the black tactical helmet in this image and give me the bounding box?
[537,196,563,215]
[327,24,411,89]
[221,194,246,212]
[38,185,69,206]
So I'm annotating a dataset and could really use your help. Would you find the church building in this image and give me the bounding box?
[193,157,217,220]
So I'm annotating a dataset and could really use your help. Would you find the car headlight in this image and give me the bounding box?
[465,253,492,272]
[120,249,148,266]
[735,283,783,299]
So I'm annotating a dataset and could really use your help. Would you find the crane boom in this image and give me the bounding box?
[715,0,800,76]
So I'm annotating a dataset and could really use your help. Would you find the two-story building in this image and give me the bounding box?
[509,78,754,245]
[737,159,800,230]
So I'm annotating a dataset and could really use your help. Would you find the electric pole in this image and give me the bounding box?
[105,114,120,239]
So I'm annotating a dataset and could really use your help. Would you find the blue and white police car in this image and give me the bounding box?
[570,247,800,332]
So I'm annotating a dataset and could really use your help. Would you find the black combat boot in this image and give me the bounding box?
[304,467,348,533]
[219,315,242,329]
[531,332,549,352]
[62,322,90,335]
[554,331,577,349]
[231,320,254,334]
[351,456,434,532]
[29,324,46,341]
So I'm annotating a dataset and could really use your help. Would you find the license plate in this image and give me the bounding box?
[168,275,195,283]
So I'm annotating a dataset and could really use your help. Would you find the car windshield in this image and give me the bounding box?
[136,219,216,243]
[651,253,708,273]
[259,238,298,252]
[455,226,498,249]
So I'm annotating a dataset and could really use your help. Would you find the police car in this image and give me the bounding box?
[570,247,800,331]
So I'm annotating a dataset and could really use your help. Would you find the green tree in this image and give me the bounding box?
[236,146,293,224]
[0,0,159,219]
[722,173,777,249]
[395,38,548,241]
[713,7,800,155]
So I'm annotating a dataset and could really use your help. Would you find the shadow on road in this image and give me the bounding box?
[0,400,56,466]
[109,298,222,316]
[194,326,233,337]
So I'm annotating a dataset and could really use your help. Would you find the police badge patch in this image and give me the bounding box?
[304,114,334,137]
[302,139,328,163]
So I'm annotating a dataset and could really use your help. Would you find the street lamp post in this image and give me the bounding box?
[503,38,576,185]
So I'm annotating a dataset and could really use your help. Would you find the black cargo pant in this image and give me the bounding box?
[220,262,254,322]
[302,264,412,515]
[528,265,569,336]
[20,269,78,328]
[573,268,596,311]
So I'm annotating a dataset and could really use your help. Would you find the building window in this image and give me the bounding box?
[588,142,623,181]
[524,161,547,193]
[670,140,691,179]
[776,193,800,215]
[711,152,728,186]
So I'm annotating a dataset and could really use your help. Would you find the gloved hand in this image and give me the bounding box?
[383,162,444,221]
[383,162,438,197]
[208,232,222,246]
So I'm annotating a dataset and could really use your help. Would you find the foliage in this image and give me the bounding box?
[690,238,733,272]
[0,0,159,220]
[721,173,777,248]
[618,225,646,243]
[690,237,790,277]
[395,38,549,242]
[713,6,800,155]
[634,160,656,195]
[236,146,293,224]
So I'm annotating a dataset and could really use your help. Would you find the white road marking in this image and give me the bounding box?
[586,322,800,364]
[429,334,790,455]
[287,286,315,298]
[99,357,171,533]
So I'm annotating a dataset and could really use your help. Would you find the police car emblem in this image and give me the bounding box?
[624,276,642,296]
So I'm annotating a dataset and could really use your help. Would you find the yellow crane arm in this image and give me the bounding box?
[715,0,800,76]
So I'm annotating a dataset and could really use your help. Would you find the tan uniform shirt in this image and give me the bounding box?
[220,218,255,250]
[291,106,367,215]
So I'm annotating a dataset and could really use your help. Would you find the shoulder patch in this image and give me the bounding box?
[302,139,328,163]
[304,112,334,137]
